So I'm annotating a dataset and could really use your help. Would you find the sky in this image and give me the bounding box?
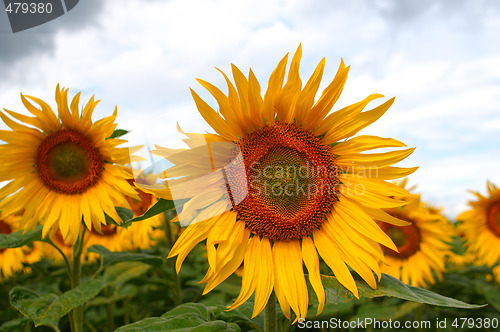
[1,0,499,218]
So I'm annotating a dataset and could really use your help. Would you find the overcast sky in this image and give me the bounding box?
[1,0,499,218]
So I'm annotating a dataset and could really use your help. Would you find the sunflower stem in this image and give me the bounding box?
[264,291,277,332]
[70,228,85,332]
[46,239,72,279]
[105,286,115,332]
[164,215,182,306]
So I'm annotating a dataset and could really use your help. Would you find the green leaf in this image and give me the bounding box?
[108,129,129,139]
[215,302,264,332]
[115,303,240,332]
[9,279,104,327]
[115,319,240,332]
[0,318,32,332]
[104,207,134,227]
[316,273,485,309]
[87,245,163,268]
[124,198,175,224]
[479,283,500,312]
[103,261,152,286]
[351,301,421,321]
[161,302,214,320]
[0,225,43,249]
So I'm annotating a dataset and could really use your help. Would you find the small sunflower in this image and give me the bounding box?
[0,214,26,280]
[457,181,500,268]
[85,224,133,255]
[42,232,72,262]
[22,241,45,265]
[492,265,500,284]
[0,85,139,244]
[141,46,417,319]
[447,249,477,269]
[125,171,166,249]
[377,181,453,287]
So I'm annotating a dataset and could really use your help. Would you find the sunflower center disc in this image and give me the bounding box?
[0,220,12,253]
[0,220,12,235]
[380,222,421,258]
[35,129,104,194]
[126,179,153,216]
[229,122,339,242]
[487,202,500,237]
[386,227,407,247]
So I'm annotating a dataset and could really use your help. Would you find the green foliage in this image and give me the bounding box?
[108,129,129,139]
[104,207,134,227]
[9,279,104,327]
[87,245,164,268]
[317,273,485,308]
[0,318,31,332]
[0,225,43,249]
[125,198,176,224]
[1,211,498,332]
[115,303,241,332]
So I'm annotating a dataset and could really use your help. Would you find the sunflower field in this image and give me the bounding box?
[1,46,500,332]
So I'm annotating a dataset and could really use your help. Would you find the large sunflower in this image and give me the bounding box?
[377,181,453,287]
[141,46,417,319]
[0,85,139,244]
[457,181,500,268]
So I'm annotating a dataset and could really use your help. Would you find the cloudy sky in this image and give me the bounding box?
[1,0,499,218]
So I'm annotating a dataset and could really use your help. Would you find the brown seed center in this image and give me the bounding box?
[226,122,339,242]
[35,129,104,194]
[91,224,117,237]
[380,219,421,258]
[0,220,13,253]
[487,202,500,237]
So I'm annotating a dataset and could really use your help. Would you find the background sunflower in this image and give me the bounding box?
[0,214,26,280]
[377,180,454,287]
[0,85,140,244]
[458,181,500,268]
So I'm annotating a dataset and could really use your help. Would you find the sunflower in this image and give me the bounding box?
[85,224,134,256]
[140,46,417,319]
[447,249,477,269]
[0,214,27,280]
[492,265,500,284]
[23,241,45,265]
[42,230,79,262]
[377,181,453,287]
[125,171,166,249]
[457,181,500,268]
[0,85,139,244]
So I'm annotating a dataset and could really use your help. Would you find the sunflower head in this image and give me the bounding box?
[458,181,500,267]
[141,45,417,319]
[377,180,453,287]
[0,85,140,244]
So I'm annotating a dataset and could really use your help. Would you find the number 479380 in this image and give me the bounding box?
[452,317,498,329]
[5,2,53,14]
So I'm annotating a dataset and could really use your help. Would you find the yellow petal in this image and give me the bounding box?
[301,237,325,315]
[190,89,236,141]
[294,58,325,124]
[313,229,359,298]
[273,240,308,319]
